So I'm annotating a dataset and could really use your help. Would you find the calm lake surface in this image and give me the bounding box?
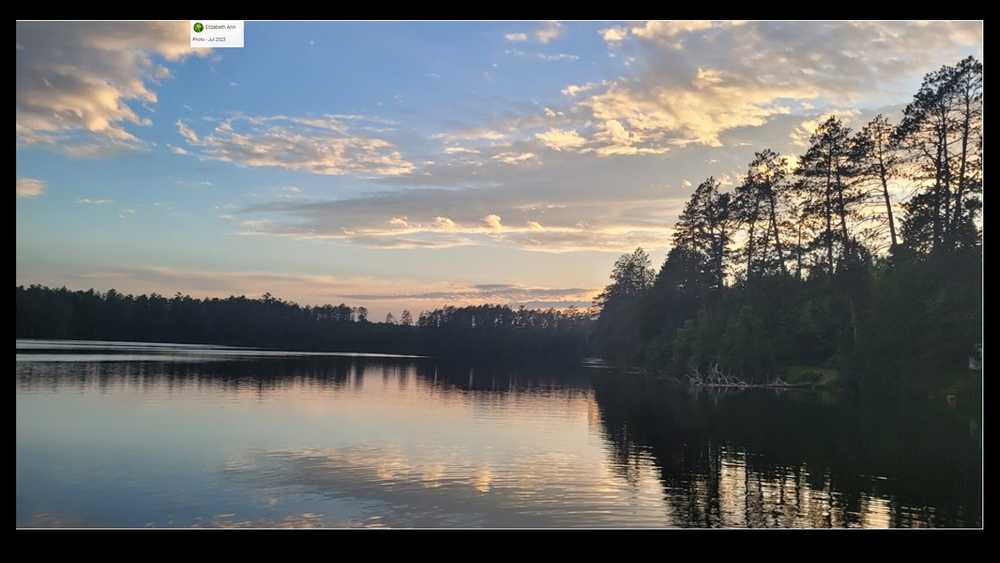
[16,339,981,528]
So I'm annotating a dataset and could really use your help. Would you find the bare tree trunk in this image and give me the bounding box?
[796,220,803,281]
[952,92,972,235]
[746,198,759,284]
[875,132,898,249]
[716,225,727,291]
[768,194,785,274]
[932,137,943,251]
[760,214,771,275]
[825,156,834,274]
[878,168,897,249]
[940,108,953,239]
[835,165,850,251]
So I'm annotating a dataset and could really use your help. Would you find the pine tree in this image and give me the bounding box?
[794,116,862,273]
[735,150,792,281]
[672,177,738,291]
[852,114,901,250]
[894,56,982,254]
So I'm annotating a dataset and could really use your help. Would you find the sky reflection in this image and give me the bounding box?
[16,340,980,528]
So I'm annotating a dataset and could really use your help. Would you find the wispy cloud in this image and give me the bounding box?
[175,179,214,188]
[432,128,507,143]
[505,49,579,62]
[339,282,594,304]
[492,152,538,165]
[175,114,415,177]
[233,187,684,254]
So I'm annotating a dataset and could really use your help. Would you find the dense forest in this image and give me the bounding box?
[15,285,591,365]
[16,57,982,394]
[590,56,982,394]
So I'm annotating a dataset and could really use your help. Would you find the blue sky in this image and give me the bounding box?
[16,20,983,318]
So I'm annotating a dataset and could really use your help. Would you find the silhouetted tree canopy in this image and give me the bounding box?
[15,287,591,366]
[589,56,982,393]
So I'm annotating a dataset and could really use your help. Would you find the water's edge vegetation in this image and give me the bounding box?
[15,57,982,402]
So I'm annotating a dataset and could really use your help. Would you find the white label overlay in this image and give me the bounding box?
[190,21,244,48]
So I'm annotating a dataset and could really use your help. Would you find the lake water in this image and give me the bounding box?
[16,339,982,528]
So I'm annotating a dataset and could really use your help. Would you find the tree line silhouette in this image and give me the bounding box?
[590,56,982,393]
[15,286,591,364]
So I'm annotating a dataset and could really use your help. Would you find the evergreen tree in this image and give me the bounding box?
[794,116,863,274]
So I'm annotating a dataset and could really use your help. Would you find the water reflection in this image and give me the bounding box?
[16,341,981,528]
[593,377,981,528]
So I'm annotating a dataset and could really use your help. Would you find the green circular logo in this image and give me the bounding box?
[193,22,204,33]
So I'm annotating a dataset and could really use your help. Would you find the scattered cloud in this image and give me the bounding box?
[535,21,565,44]
[482,214,503,231]
[149,22,980,262]
[340,282,594,306]
[505,22,565,44]
[537,52,578,62]
[599,27,629,43]
[578,72,802,148]
[232,186,686,254]
[15,20,985,301]
[175,114,415,177]
[16,177,45,198]
[561,82,601,97]
[433,216,457,231]
[16,21,207,157]
[443,146,481,155]
[433,128,506,143]
[493,152,538,165]
[562,21,982,150]
[535,128,587,151]
[629,20,731,41]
